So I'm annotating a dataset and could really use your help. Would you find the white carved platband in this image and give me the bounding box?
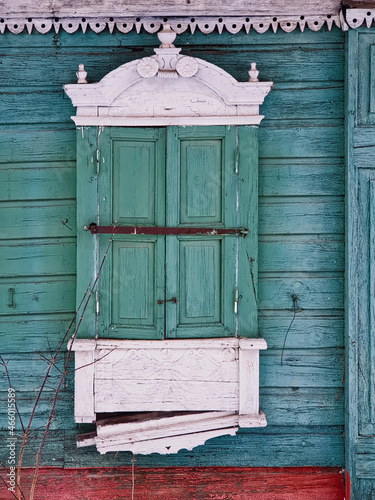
[0,15,342,36]
[69,335,267,454]
[64,26,273,127]
[68,337,267,421]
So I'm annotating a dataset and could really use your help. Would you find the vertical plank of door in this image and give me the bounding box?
[76,126,98,339]
[165,126,179,338]
[237,126,259,337]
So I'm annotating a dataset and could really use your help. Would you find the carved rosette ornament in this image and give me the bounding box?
[176,56,199,78]
[136,57,159,78]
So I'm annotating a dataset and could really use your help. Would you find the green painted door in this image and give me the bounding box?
[90,125,258,340]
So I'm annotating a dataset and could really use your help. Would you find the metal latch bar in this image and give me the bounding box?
[88,223,248,237]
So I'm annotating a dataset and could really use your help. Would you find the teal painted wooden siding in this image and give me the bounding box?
[0,27,344,468]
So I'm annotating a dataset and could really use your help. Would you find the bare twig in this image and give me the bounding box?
[28,227,116,500]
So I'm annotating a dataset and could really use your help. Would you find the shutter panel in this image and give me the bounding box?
[165,126,236,338]
[98,128,165,339]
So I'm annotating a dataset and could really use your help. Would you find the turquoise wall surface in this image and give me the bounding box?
[0,26,345,467]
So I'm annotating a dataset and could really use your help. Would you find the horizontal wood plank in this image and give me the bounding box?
[0,353,68,392]
[0,466,345,500]
[0,44,344,87]
[259,160,344,197]
[260,387,344,426]
[0,238,76,277]
[259,124,343,158]
[258,275,344,309]
[260,349,344,388]
[0,90,74,125]
[0,127,75,163]
[0,392,73,430]
[0,163,76,201]
[259,197,344,235]
[0,315,76,353]
[259,312,344,349]
[0,430,64,468]
[0,0,342,17]
[62,426,344,467]
[0,277,75,316]
[0,201,77,239]
[262,84,344,121]
[259,236,344,272]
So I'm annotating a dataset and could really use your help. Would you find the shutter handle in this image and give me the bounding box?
[157,297,177,305]
[8,288,15,308]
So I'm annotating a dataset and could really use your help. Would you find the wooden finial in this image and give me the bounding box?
[76,64,88,84]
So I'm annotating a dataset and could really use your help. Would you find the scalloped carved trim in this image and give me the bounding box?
[0,15,342,35]
[345,9,375,29]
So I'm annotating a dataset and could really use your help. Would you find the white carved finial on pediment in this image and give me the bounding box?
[248,62,259,82]
[136,24,199,79]
[76,64,87,84]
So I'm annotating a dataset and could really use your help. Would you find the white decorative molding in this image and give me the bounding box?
[0,15,342,36]
[69,337,267,453]
[345,9,375,29]
[64,25,273,127]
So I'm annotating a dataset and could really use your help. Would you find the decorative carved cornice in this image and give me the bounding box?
[0,14,342,35]
[64,24,273,127]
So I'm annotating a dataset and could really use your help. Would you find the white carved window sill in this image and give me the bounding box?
[69,337,267,455]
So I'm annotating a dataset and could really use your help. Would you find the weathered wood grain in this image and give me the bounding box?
[0,238,76,277]
[259,275,344,309]
[0,201,76,239]
[260,349,344,388]
[0,127,75,163]
[259,124,343,158]
[0,163,76,200]
[0,353,67,392]
[0,0,342,17]
[260,387,344,426]
[0,430,65,468]
[262,83,344,120]
[0,391,73,430]
[0,466,345,500]
[0,84,343,124]
[259,236,344,272]
[0,25,346,472]
[259,197,344,234]
[0,315,74,353]
[63,426,344,467]
[259,159,344,197]
[259,311,344,349]
[0,90,74,125]
[0,44,344,88]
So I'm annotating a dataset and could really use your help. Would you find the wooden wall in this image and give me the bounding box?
[0,26,344,471]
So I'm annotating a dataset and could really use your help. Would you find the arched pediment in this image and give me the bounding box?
[64,24,272,126]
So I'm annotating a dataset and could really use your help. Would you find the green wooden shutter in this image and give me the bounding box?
[98,128,165,339]
[165,126,236,338]
[77,125,258,340]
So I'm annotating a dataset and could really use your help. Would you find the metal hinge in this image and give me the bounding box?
[234,145,239,174]
[96,291,99,315]
[234,288,239,314]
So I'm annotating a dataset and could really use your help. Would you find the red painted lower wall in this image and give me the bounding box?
[2,467,345,500]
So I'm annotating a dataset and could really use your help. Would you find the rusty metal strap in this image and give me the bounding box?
[88,223,248,237]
